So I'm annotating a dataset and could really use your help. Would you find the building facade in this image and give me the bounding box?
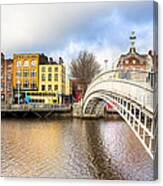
[65,77,73,104]
[13,53,48,103]
[116,31,153,71]
[37,62,66,104]
[72,79,85,103]
[1,53,13,105]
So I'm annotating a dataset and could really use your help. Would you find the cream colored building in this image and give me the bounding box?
[38,63,66,104]
[65,77,72,96]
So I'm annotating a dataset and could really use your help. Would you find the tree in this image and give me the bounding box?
[70,50,101,95]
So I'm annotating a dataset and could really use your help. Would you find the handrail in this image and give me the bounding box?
[1,104,71,111]
[92,69,156,82]
[87,69,157,94]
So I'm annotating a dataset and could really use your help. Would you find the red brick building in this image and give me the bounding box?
[116,31,154,71]
[72,79,85,103]
[1,53,13,105]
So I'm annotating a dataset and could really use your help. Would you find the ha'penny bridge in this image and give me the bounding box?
[80,69,158,160]
[1,68,158,160]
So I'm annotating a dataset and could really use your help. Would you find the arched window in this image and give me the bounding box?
[132,60,136,64]
[125,60,129,64]
[24,60,29,67]
[31,60,36,67]
[16,61,21,67]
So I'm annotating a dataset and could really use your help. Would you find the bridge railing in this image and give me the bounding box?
[84,70,157,113]
[83,80,154,112]
[90,69,157,90]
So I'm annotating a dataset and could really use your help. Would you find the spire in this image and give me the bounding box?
[129,31,136,53]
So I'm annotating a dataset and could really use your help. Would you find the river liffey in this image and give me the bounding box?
[1,118,153,180]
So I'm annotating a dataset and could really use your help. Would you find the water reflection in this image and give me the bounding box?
[1,118,153,180]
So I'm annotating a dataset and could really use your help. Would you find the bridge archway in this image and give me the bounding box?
[82,70,157,159]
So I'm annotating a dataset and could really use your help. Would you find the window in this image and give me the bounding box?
[16,80,21,89]
[1,83,4,89]
[54,85,58,91]
[120,61,123,65]
[62,68,65,74]
[48,85,52,91]
[42,67,45,72]
[48,67,52,72]
[140,61,145,65]
[16,61,21,67]
[42,74,46,81]
[42,85,45,91]
[125,60,129,64]
[62,85,65,92]
[30,80,36,89]
[31,60,36,67]
[7,74,12,80]
[24,80,28,89]
[24,60,29,67]
[54,74,58,81]
[54,67,58,72]
[1,94,5,101]
[48,74,52,81]
[23,70,28,77]
[16,70,21,77]
[132,60,136,64]
[62,75,65,83]
[31,70,36,77]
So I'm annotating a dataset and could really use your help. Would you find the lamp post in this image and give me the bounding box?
[104,59,108,70]
[17,82,21,105]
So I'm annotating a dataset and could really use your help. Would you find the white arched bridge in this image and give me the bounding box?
[81,69,158,159]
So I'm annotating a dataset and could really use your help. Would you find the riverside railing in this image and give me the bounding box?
[1,104,72,112]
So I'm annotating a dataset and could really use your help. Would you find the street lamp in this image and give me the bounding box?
[17,82,20,105]
[104,59,108,70]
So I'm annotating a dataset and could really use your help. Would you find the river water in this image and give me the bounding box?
[1,118,153,180]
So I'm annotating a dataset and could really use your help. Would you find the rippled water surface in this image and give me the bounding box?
[1,118,153,180]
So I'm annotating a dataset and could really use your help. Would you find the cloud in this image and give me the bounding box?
[1,1,154,69]
[1,3,106,55]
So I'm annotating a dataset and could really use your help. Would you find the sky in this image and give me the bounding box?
[1,1,154,69]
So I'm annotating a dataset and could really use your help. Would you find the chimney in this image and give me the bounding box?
[59,57,64,64]
[49,57,53,63]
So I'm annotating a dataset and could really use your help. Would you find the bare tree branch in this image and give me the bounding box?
[70,50,101,95]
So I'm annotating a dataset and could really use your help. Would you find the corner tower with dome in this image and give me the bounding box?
[116,31,155,71]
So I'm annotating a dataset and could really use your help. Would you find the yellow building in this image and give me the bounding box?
[38,63,66,104]
[13,54,69,105]
[65,78,71,95]
[13,53,48,103]
[65,77,73,104]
